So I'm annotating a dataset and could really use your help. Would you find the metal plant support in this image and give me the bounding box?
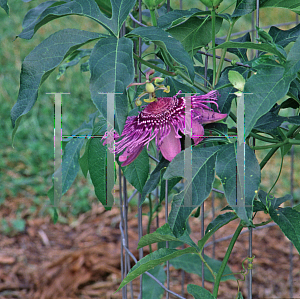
[117,0,298,298]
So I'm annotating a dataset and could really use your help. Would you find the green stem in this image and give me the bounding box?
[213,223,243,298]
[287,124,300,138]
[133,53,176,76]
[215,20,236,86]
[249,132,279,143]
[211,7,217,87]
[176,69,211,93]
[259,147,279,170]
[254,218,272,227]
[149,9,157,26]
[147,194,153,253]
[251,139,300,150]
[250,141,286,150]
[229,111,237,122]
[198,252,216,280]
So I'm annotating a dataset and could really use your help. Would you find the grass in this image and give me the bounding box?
[0,0,299,231]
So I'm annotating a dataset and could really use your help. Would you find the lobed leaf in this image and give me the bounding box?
[19,0,136,39]
[11,29,102,143]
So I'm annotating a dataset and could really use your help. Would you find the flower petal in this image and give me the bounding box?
[119,146,144,167]
[191,120,204,145]
[159,126,181,161]
[196,109,227,124]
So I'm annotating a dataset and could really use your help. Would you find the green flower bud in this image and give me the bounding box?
[145,83,155,93]
[199,0,223,8]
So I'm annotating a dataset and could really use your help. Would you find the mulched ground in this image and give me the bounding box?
[0,196,299,299]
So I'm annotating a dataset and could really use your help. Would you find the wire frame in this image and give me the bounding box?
[117,0,297,298]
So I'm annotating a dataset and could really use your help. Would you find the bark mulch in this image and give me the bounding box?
[0,198,299,299]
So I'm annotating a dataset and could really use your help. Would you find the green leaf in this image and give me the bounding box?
[89,36,134,133]
[57,49,92,79]
[258,190,292,209]
[166,16,223,56]
[137,223,199,251]
[205,212,238,235]
[269,23,300,48]
[253,111,286,132]
[121,148,149,193]
[171,253,235,282]
[157,8,207,30]
[88,137,111,209]
[164,145,221,237]
[228,70,245,91]
[187,284,216,299]
[0,0,9,14]
[215,144,261,225]
[19,0,136,39]
[47,137,86,206]
[159,176,182,203]
[285,35,300,78]
[79,139,90,178]
[269,207,300,254]
[141,159,169,205]
[127,27,194,81]
[142,265,166,299]
[116,247,196,292]
[216,66,250,114]
[216,32,251,61]
[244,61,296,137]
[21,1,57,29]
[214,41,286,60]
[232,0,300,17]
[11,29,101,142]
[94,0,112,18]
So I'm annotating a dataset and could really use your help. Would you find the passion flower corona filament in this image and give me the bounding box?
[103,90,227,166]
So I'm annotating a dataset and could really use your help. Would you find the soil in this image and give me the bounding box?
[0,196,299,299]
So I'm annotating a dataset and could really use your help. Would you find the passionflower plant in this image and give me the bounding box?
[103,72,227,167]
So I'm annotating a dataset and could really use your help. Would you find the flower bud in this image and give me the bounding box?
[199,0,223,8]
[145,82,155,93]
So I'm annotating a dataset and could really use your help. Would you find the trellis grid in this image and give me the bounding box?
[117,1,298,298]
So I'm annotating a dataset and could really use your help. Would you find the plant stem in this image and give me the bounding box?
[251,139,300,150]
[212,223,243,298]
[198,252,216,280]
[249,132,279,143]
[254,218,272,227]
[287,124,300,138]
[176,69,211,93]
[211,7,217,87]
[215,20,236,86]
[229,111,237,122]
[133,53,176,76]
[147,194,153,253]
[259,147,279,170]
[149,9,157,26]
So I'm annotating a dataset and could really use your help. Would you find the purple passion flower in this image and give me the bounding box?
[103,90,227,166]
